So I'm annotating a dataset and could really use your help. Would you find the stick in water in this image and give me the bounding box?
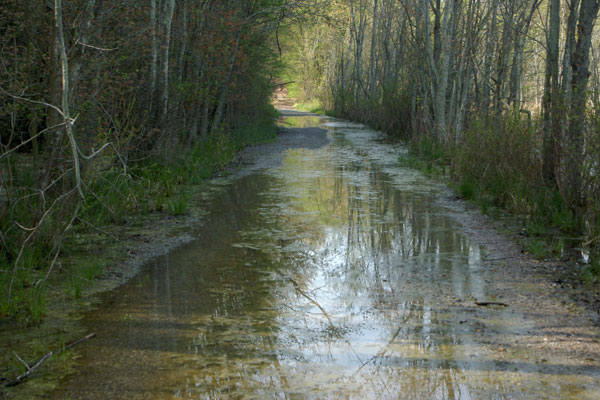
[5,332,96,388]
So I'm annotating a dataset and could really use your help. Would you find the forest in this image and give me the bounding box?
[1,0,599,332]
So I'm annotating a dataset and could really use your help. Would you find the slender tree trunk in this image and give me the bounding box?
[481,0,498,115]
[562,0,581,108]
[368,0,379,98]
[149,0,159,115]
[433,0,456,141]
[41,2,65,191]
[542,0,560,185]
[177,0,188,82]
[566,0,599,210]
[494,1,515,115]
[54,0,83,198]
[159,0,176,122]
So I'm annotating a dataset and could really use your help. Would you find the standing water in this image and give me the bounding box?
[51,114,600,399]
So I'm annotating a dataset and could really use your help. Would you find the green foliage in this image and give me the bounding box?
[296,100,326,115]
[583,258,600,283]
[0,268,47,326]
[166,194,189,216]
[0,0,286,327]
[457,179,477,201]
[403,136,449,177]
[526,239,550,258]
[402,113,599,267]
[63,259,105,300]
[526,219,547,237]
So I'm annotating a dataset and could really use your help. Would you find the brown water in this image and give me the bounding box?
[51,116,600,399]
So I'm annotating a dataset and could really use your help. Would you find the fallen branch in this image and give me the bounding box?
[76,217,119,240]
[484,256,517,261]
[4,333,96,388]
[475,301,509,307]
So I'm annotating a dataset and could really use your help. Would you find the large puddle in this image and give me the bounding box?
[51,115,600,399]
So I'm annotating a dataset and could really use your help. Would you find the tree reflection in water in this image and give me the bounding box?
[50,117,599,400]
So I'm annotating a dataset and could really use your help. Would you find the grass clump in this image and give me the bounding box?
[166,194,189,216]
[63,259,105,300]
[296,99,326,115]
[457,179,478,201]
[525,239,551,258]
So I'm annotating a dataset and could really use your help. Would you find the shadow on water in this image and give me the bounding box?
[51,116,600,399]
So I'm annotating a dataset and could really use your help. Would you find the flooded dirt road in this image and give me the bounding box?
[50,112,600,399]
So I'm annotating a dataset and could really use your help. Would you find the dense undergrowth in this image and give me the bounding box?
[405,114,600,280]
[0,115,277,326]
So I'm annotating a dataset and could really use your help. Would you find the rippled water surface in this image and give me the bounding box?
[52,116,600,399]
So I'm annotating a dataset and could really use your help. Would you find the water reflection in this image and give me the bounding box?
[51,116,600,399]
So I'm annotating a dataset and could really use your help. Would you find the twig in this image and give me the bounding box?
[0,122,66,162]
[13,353,30,371]
[5,353,52,388]
[76,217,118,240]
[44,243,62,281]
[0,86,65,118]
[8,188,76,301]
[75,40,117,51]
[4,333,96,388]
[475,301,509,307]
[484,256,517,261]
[64,333,97,351]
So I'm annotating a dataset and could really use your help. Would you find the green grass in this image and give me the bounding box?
[0,279,47,326]
[457,179,477,201]
[165,194,189,216]
[0,245,49,326]
[63,259,105,300]
[526,219,547,237]
[525,239,550,258]
[583,258,600,283]
[296,99,325,115]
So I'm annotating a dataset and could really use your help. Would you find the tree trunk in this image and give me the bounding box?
[542,0,560,185]
[54,0,83,198]
[481,0,498,115]
[561,0,580,109]
[159,0,176,122]
[368,0,379,98]
[433,0,456,141]
[149,0,159,115]
[494,0,515,115]
[177,0,188,82]
[566,0,599,210]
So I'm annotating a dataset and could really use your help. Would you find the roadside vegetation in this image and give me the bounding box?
[280,0,600,279]
[0,0,321,327]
